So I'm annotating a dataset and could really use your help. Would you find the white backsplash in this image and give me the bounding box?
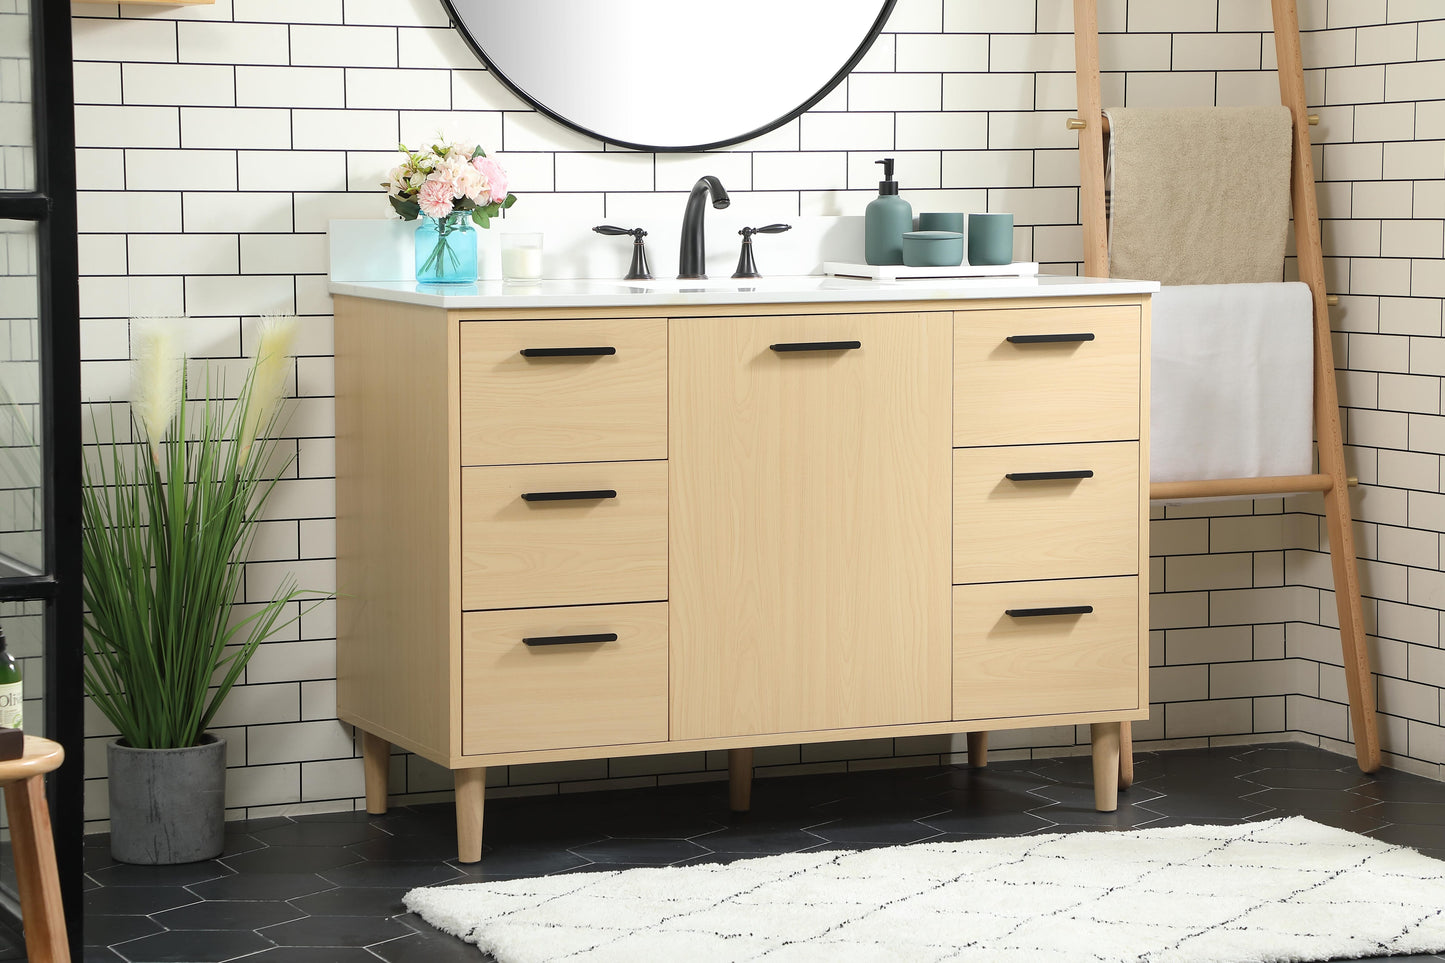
[328,214,868,283]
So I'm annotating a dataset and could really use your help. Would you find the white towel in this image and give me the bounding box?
[1151,283,1314,485]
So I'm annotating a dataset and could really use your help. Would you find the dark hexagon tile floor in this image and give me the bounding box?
[75,742,1445,962]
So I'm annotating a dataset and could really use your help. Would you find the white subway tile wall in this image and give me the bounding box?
[70,0,1445,826]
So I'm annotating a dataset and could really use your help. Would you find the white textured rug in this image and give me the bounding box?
[404,816,1445,962]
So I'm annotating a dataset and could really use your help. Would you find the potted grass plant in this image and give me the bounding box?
[82,318,316,864]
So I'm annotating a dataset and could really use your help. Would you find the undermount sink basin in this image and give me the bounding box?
[615,275,855,294]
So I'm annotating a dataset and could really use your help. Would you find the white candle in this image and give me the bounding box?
[502,241,543,282]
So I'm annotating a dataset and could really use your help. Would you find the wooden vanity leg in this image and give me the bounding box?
[728,748,754,812]
[1118,721,1135,789]
[361,731,390,815]
[1091,722,1121,812]
[455,767,486,863]
[966,732,988,768]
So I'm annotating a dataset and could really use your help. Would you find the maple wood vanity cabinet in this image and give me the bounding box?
[332,283,1152,863]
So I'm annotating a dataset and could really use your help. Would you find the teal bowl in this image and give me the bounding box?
[902,230,964,267]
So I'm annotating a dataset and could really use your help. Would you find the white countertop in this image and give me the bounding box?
[329,274,1159,309]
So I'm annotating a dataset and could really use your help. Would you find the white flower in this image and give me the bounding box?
[130,319,185,463]
[239,316,298,459]
[385,164,408,197]
[437,153,483,202]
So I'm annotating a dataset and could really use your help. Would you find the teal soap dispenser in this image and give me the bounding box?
[865,158,912,265]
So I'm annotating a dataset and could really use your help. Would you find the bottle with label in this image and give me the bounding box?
[0,627,21,731]
[865,157,913,265]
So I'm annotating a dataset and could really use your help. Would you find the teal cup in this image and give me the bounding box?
[917,212,965,233]
[967,213,1014,266]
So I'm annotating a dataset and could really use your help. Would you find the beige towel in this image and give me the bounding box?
[1103,106,1293,285]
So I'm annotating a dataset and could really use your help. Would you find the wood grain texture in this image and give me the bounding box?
[953,442,1139,584]
[669,312,953,740]
[0,738,67,963]
[461,603,668,755]
[461,460,667,610]
[361,731,390,815]
[1091,722,1121,812]
[953,304,1141,446]
[1272,0,1379,774]
[728,748,754,812]
[459,317,666,466]
[450,708,1149,768]
[966,732,988,768]
[334,296,455,763]
[1073,0,1109,278]
[455,768,486,863]
[954,577,1140,721]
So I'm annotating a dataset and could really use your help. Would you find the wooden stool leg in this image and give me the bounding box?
[1118,721,1134,789]
[362,731,390,815]
[5,775,69,963]
[966,732,988,768]
[455,768,486,864]
[728,748,753,812]
[1090,722,1121,813]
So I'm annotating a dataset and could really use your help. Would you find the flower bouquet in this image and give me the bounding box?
[384,140,518,284]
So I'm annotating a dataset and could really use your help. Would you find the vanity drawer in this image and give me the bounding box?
[954,305,1140,446]
[461,602,668,755]
[461,460,667,610]
[953,442,1139,584]
[459,317,667,466]
[953,577,1140,722]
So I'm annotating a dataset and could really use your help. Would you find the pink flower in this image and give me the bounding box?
[417,175,455,218]
[472,155,509,204]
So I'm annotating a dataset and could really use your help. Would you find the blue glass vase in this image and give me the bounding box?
[415,211,478,284]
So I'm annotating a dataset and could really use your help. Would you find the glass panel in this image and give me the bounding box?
[0,220,41,575]
[0,1,33,192]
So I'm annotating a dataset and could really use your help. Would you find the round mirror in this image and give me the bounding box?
[443,1,897,152]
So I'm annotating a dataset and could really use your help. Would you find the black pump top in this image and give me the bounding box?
[875,157,899,195]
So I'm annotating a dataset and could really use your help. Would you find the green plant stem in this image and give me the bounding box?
[82,357,324,749]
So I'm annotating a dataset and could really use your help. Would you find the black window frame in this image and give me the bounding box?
[0,1,83,957]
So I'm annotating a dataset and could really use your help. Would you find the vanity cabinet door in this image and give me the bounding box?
[669,312,952,741]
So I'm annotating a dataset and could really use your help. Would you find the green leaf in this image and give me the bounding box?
[388,195,420,220]
[502,193,518,210]
[473,210,490,229]
[82,328,333,749]
[471,146,484,160]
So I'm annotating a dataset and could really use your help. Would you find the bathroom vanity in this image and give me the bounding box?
[331,275,1155,862]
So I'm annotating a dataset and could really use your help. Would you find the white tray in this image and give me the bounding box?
[824,261,1040,281]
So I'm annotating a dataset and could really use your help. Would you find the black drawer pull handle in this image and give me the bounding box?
[770,340,862,352]
[1005,470,1095,482]
[521,489,618,502]
[520,346,617,358]
[1006,605,1094,618]
[1005,333,1096,344]
[523,633,618,647]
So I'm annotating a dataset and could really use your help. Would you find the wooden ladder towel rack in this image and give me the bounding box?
[972,0,1380,780]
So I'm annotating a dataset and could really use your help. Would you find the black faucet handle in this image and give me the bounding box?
[593,225,652,280]
[593,224,647,239]
[733,224,791,279]
[739,223,793,238]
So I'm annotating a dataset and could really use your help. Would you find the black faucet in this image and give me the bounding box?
[678,175,730,279]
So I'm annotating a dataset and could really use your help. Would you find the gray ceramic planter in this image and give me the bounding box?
[107,734,226,864]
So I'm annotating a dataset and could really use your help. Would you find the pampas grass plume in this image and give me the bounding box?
[240,316,298,457]
[130,319,185,461]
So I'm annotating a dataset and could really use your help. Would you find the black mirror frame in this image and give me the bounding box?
[439,0,898,153]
